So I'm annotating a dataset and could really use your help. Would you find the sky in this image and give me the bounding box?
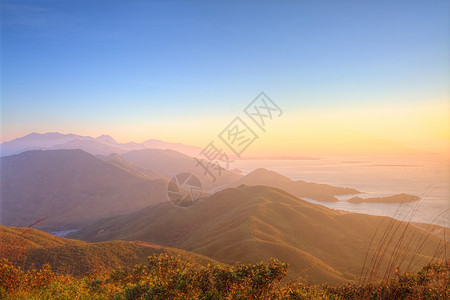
[1,0,449,155]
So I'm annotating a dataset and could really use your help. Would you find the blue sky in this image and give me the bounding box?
[1,0,449,149]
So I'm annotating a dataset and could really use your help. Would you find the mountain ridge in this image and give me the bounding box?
[70,185,448,284]
[0,149,169,230]
[220,168,360,202]
[0,225,219,276]
[1,132,203,157]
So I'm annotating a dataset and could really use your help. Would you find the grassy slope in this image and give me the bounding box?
[72,185,449,284]
[0,226,219,277]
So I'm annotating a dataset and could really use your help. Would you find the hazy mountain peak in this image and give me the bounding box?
[212,184,308,204]
[1,132,86,156]
[219,168,360,202]
[144,138,184,146]
[141,139,202,157]
[244,168,293,183]
[95,135,118,145]
[8,132,81,143]
[2,132,204,157]
[105,153,123,160]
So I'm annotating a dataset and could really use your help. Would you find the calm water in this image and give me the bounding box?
[50,229,79,237]
[233,155,450,226]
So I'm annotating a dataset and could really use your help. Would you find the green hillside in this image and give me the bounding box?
[71,185,449,284]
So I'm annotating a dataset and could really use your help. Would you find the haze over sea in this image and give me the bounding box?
[234,154,449,227]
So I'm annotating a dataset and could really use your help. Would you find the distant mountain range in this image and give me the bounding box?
[219,168,360,202]
[0,132,203,157]
[121,149,242,190]
[0,147,243,229]
[0,149,169,229]
[71,185,446,284]
[0,148,365,231]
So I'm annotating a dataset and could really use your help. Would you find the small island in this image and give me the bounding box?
[348,193,420,204]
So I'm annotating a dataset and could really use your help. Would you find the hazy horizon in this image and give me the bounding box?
[2,1,449,156]
[2,129,449,157]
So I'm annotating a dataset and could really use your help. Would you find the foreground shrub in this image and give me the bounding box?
[325,261,449,299]
[108,254,288,299]
[0,255,448,299]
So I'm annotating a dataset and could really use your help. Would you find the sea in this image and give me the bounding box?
[232,154,450,227]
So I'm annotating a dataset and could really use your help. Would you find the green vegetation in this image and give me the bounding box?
[0,226,219,277]
[1,255,448,299]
